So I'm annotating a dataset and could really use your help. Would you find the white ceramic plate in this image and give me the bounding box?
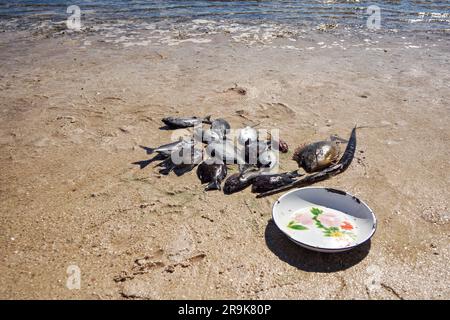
[272,187,377,253]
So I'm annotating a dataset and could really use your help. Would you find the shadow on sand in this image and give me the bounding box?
[132,146,197,177]
[132,153,167,170]
[264,219,370,273]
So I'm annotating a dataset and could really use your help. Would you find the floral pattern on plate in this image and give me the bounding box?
[287,207,357,241]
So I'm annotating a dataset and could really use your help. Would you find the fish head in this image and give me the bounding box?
[223,173,251,195]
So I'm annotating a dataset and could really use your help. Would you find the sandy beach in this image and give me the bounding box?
[0,20,449,299]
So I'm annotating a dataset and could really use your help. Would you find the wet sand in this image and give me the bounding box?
[0,26,449,299]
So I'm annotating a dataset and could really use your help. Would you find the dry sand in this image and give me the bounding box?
[0,26,449,299]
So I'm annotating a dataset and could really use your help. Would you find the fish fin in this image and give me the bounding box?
[139,145,155,154]
[239,164,257,175]
[203,115,212,124]
[159,167,172,175]
[158,159,176,174]
[205,180,220,191]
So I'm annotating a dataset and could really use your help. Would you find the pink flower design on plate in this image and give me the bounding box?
[294,212,314,225]
[318,212,341,228]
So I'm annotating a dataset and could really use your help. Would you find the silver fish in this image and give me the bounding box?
[146,138,195,156]
[162,115,212,129]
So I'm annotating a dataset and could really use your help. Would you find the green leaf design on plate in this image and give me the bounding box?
[310,207,323,216]
[289,224,308,231]
[287,221,308,230]
[314,219,325,230]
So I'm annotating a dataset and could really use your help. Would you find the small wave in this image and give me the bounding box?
[0,1,448,33]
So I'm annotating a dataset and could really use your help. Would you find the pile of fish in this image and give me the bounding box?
[136,115,357,198]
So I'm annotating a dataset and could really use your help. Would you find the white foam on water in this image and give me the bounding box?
[192,19,216,24]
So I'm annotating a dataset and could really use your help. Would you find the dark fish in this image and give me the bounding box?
[161,115,212,129]
[196,161,227,191]
[210,118,231,139]
[223,173,254,195]
[251,170,302,193]
[293,140,340,173]
[257,126,357,198]
[223,167,269,195]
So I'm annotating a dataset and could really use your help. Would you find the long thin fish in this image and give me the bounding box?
[142,139,193,156]
[256,126,357,198]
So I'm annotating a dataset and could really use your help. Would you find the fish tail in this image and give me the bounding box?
[132,159,152,169]
[203,115,212,124]
[139,145,155,155]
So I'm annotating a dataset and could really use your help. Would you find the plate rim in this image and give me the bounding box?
[272,186,377,252]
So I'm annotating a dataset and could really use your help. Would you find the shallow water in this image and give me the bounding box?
[0,0,449,32]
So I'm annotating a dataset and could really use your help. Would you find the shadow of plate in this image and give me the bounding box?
[264,219,371,273]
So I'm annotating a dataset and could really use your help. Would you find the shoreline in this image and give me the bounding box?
[0,25,449,299]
